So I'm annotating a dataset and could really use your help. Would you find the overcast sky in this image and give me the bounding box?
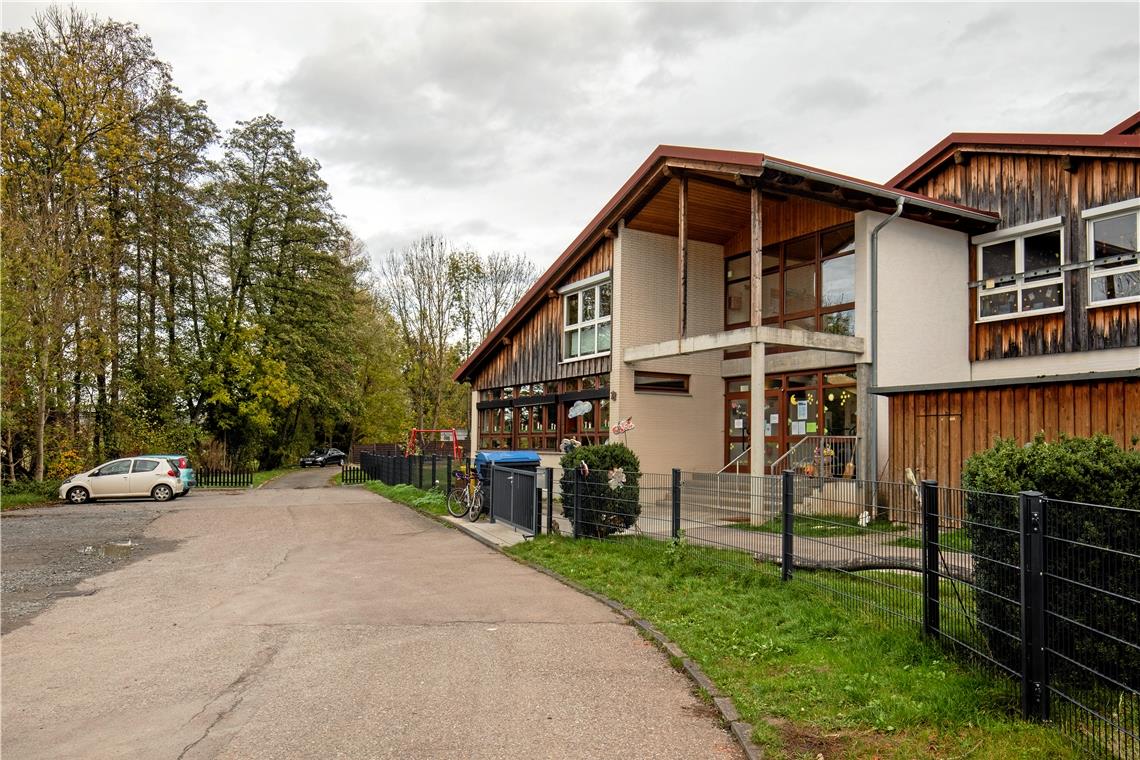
[4,2,1138,270]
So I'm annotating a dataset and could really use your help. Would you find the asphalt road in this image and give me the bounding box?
[1,469,740,759]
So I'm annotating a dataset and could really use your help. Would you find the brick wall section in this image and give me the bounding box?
[613,225,726,475]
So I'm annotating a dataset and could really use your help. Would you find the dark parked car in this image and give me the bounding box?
[299,448,347,467]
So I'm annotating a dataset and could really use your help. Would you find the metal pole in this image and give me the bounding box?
[781,470,794,581]
[1020,490,1050,721]
[431,455,437,491]
[546,467,554,535]
[671,468,682,539]
[572,467,582,539]
[488,462,497,524]
[446,456,452,493]
[921,479,940,639]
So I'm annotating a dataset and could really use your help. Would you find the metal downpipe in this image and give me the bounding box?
[869,197,905,497]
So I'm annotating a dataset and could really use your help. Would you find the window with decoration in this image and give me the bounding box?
[476,375,609,451]
[973,218,1065,321]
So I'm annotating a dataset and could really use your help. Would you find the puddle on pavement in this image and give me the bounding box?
[79,540,136,559]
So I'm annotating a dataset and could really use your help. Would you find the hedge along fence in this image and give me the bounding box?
[558,443,641,538]
[962,434,1139,754]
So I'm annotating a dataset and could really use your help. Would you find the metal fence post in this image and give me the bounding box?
[572,467,582,539]
[1019,490,1050,721]
[431,455,437,491]
[781,470,794,581]
[488,462,496,523]
[417,455,424,489]
[921,479,940,639]
[545,467,554,534]
[446,456,452,491]
[671,468,682,539]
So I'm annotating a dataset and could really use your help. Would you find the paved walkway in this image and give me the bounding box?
[1,469,738,759]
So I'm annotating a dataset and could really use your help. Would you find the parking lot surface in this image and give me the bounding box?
[1,471,739,759]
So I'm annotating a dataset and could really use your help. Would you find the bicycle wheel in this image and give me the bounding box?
[465,490,483,522]
[446,487,469,517]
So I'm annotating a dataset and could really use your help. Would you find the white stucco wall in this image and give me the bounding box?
[611,225,725,475]
[857,211,972,475]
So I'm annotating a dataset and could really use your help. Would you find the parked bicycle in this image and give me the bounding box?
[446,469,483,520]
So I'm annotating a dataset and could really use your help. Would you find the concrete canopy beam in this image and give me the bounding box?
[623,326,864,363]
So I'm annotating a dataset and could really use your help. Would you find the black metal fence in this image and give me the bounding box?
[195,469,253,488]
[553,467,1138,758]
[345,453,458,490]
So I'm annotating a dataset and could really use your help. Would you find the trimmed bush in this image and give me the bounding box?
[961,435,1140,688]
[559,443,641,538]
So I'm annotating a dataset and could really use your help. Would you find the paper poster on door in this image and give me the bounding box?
[791,421,806,436]
[806,422,817,433]
[797,400,808,419]
[733,419,744,430]
[764,422,772,436]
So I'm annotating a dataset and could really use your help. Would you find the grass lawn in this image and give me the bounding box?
[1,491,55,510]
[362,481,449,516]
[508,535,1076,760]
[251,468,293,488]
[734,513,908,538]
[890,528,973,553]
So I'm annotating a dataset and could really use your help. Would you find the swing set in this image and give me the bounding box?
[405,428,463,459]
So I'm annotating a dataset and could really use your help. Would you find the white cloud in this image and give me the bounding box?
[4,2,1137,271]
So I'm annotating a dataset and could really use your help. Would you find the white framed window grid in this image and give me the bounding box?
[563,277,612,361]
[975,223,1065,323]
[1085,200,1140,307]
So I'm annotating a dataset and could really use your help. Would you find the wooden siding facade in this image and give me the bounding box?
[911,152,1140,360]
[472,239,613,391]
[887,377,1140,488]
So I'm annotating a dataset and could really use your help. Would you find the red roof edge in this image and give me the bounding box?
[1105,111,1140,135]
[888,129,1140,189]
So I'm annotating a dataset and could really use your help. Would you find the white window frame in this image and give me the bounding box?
[972,217,1065,323]
[560,272,612,362]
[1083,198,1140,308]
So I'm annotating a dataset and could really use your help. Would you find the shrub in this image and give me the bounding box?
[961,434,1140,689]
[559,443,641,538]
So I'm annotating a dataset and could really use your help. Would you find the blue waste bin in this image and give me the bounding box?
[474,451,542,513]
[474,450,541,481]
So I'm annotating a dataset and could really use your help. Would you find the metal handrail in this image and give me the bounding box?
[768,435,858,477]
[717,445,751,475]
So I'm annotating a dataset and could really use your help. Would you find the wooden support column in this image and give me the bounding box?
[748,185,766,524]
[677,173,688,338]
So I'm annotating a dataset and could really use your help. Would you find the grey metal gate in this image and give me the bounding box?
[488,465,541,535]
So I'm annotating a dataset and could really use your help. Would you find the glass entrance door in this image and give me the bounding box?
[725,379,751,473]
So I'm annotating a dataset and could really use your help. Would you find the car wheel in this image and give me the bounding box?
[67,486,90,504]
[320,461,326,468]
[151,484,174,502]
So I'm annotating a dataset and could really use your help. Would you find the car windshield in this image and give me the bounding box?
[308,449,326,456]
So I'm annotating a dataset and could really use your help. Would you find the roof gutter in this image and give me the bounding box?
[762,158,997,224]
[869,196,905,487]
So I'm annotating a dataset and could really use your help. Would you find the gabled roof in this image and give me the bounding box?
[1105,111,1140,135]
[455,145,998,384]
[888,112,1140,190]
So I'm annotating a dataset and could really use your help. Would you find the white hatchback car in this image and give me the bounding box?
[59,457,186,504]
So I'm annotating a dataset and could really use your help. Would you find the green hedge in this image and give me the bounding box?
[961,435,1140,688]
[559,443,641,538]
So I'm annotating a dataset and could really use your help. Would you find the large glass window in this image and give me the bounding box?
[726,223,856,339]
[1085,202,1140,306]
[477,375,608,451]
[563,276,612,360]
[975,222,1064,320]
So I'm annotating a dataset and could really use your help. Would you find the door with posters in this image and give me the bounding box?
[724,379,751,473]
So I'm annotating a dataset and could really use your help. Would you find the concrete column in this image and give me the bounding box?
[469,390,480,454]
[749,342,766,525]
[855,362,872,506]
